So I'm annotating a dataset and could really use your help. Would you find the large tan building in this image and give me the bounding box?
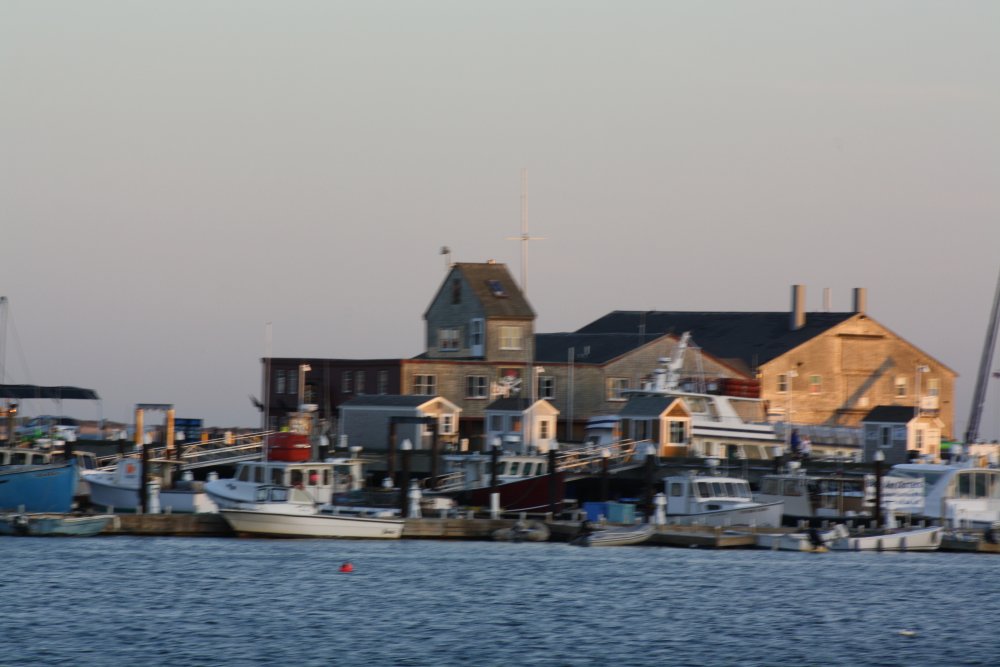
[578,286,957,439]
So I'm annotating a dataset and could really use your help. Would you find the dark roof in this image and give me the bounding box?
[339,395,434,409]
[535,332,670,364]
[439,262,534,319]
[0,385,100,401]
[862,405,917,423]
[485,397,532,412]
[618,395,684,417]
[576,311,857,370]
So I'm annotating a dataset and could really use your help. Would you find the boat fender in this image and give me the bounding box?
[339,562,354,573]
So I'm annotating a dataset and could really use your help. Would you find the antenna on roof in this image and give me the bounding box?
[506,168,545,295]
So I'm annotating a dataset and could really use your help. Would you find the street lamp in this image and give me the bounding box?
[601,447,611,502]
[915,364,929,418]
[873,449,885,529]
[298,363,312,411]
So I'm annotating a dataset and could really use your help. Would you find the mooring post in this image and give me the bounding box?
[548,445,558,517]
[643,443,656,523]
[400,439,413,518]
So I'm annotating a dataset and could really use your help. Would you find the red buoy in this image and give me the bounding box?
[339,562,354,573]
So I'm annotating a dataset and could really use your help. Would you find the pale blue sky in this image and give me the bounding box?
[2,1,999,436]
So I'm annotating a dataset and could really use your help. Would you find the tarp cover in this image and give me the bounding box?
[0,385,100,400]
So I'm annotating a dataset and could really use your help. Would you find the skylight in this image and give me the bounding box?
[487,279,507,297]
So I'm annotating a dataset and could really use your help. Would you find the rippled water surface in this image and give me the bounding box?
[2,536,998,666]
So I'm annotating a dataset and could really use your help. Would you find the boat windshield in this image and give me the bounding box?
[890,469,949,490]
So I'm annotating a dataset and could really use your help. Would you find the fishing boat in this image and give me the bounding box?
[430,451,565,512]
[0,451,78,513]
[203,435,365,510]
[826,525,943,552]
[754,462,869,526]
[83,458,217,513]
[570,522,653,547]
[662,464,783,528]
[218,485,403,538]
[887,461,1000,529]
[0,512,112,537]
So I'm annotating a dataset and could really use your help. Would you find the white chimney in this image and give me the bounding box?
[791,285,806,330]
[853,287,867,314]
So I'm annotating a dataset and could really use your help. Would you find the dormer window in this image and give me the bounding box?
[487,279,507,297]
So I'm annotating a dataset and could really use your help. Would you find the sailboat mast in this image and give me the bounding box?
[965,268,1000,445]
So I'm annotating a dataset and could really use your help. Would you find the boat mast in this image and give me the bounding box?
[965,267,1000,445]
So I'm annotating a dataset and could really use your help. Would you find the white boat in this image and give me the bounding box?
[219,485,403,539]
[827,525,943,552]
[756,525,849,552]
[570,522,653,547]
[587,332,782,460]
[754,462,869,526]
[662,468,784,528]
[83,459,217,513]
[204,454,363,510]
[888,462,1000,529]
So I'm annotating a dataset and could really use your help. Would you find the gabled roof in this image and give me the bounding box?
[576,311,856,370]
[534,332,669,364]
[426,262,535,320]
[861,405,918,423]
[618,395,687,417]
[339,395,436,409]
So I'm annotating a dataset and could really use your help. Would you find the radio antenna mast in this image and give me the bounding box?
[506,168,545,295]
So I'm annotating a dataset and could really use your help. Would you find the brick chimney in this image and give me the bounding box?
[791,284,806,331]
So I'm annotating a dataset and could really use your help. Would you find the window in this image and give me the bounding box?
[539,420,550,439]
[670,483,683,497]
[499,326,523,350]
[486,279,506,297]
[777,374,789,393]
[669,420,686,444]
[895,376,907,398]
[511,416,522,432]
[413,375,436,395]
[928,378,940,396]
[466,375,488,399]
[439,328,461,351]
[509,461,520,476]
[809,375,822,394]
[441,414,454,435]
[469,319,484,348]
[276,370,286,395]
[880,426,892,447]
[489,415,503,431]
[342,371,352,394]
[607,378,629,401]
[539,376,555,399]
[288,370,297,395]
[915,429,924,451]
[355,371,366,394]
[377,370,389,394]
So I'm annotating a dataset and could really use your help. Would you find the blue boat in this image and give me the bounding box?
[0,459,78,513]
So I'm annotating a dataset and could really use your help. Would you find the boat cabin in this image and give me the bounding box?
[438,452,550,491]
[889,463,1000,527]
[663,474,754,515]
[755,468,868,520]
[0,447,51,466]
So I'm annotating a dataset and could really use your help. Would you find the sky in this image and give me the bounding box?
[2,1,999,437]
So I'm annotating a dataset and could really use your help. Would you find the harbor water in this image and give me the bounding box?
[2,537,998,666]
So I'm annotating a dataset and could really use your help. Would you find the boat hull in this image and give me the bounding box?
[572,523,653,547]
[0,512,111,537]
[667,501,784,528]
[85,473,216,513]
[828,526,942,552]
[456,473,567,512]
[221,509,404,539]
[0,462,77,513]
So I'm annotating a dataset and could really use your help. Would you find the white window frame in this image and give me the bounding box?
[539,419,550,440]
[276,370,286,395]
[440,414,454,435]
[607,378,629,401]
[438,328,461,351]
[499,326,523,350]
[895,376,907,398]
[466,375,488,399]
[539,375,555,399]
[469,318,484,348]
[287,370,297,395]
[413,374,436,396]
[355,371,366,394]
[342,371,352,394]
[377,370,388,395]
[777,373,789,393]
[809,374,821,395]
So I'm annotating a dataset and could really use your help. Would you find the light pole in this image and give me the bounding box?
[915,364,929,418]
[873,449,885,529]
[400,439,413,517]
[785,369,798,453]
[298,363,311,411]
[601,447,611,502]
